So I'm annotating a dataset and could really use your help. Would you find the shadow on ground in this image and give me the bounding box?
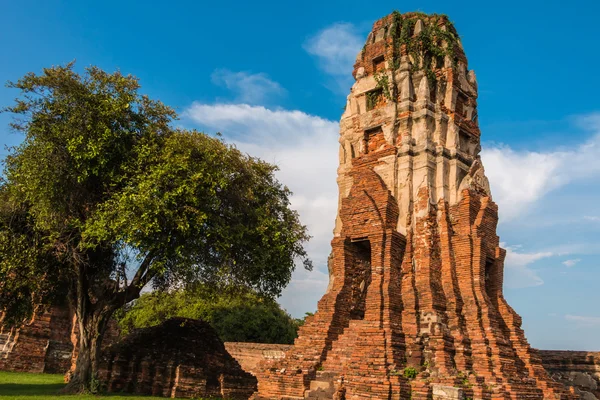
[0,382,65,395]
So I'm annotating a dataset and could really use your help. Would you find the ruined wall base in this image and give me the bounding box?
[0,306,73,374]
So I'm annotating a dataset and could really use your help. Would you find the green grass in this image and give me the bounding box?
[0,371,167,399]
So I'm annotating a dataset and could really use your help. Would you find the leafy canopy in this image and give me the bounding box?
[0,63,311,325]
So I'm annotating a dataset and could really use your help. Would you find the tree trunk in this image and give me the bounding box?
[62,309,111,393]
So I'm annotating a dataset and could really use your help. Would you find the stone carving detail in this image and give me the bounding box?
[253,11,578,400]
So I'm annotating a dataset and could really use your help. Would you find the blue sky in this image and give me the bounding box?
[2,0,600,350]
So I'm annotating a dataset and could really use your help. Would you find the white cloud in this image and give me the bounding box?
[184,102,340,315]
[565,314,600,327]
[502,244,555,288]
[304,23,363,93]
[211,69,285,105]
[482,113,600,221]
[481,147,563,220]
[562,258,581,268]
[584,216,600,222]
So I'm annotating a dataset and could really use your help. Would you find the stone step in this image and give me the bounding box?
[303,372,339,400]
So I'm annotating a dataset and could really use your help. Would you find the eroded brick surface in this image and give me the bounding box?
[98,318,257,399]
[224,343,292,376]
[253,11,579,400]
[0,306,73,373]
[0,305,119,375]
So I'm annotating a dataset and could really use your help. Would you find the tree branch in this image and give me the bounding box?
[110,251,156,308]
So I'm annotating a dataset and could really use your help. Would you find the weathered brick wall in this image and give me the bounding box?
[99,318,256,399]
[0,306,73,373]
[540,351,600,399]
[0,305,120,375]
[224,343,291,376]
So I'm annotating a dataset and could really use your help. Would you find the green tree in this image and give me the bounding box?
[0,63,311,392]
[118,285,300,344]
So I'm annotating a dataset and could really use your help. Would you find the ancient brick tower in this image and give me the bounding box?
[254,12,576,400]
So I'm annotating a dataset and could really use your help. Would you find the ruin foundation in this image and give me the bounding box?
[253,11,581,400]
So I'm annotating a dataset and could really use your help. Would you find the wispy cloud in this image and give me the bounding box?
[303,22,363,93]
[502,244,556,288]
[211,69,285,105]
[482,113,600,220]
[584,215,600,222]
[562,258,581,268]
[565,314,600,327]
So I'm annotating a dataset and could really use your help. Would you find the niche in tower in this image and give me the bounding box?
[373,55,386,73]
[484,257,499,301]
[348,239,372,320]
[364,126,385,154]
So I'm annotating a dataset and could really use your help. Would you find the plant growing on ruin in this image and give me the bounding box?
[403,367,418,379]
[373,72,392,101]
[0,63,311,393]
[388,11,460,85]
[366,89,384,111]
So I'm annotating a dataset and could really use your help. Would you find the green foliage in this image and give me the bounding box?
[0,62,310,319]
[388,12,460,85]
[117,285,300,344]
[373,72,392,101]
[403,367,418,379]
[366,89,383,111]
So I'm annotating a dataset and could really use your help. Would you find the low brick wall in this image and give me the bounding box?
[1,305,119,375]
[224,342,291,376]
[539,350,600,399]
[100,319,256,399]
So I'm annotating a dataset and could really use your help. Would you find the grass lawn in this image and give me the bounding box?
[0,371,170,399]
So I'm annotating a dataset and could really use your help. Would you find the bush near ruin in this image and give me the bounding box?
[117,284,302,344]
[0,63,311,393]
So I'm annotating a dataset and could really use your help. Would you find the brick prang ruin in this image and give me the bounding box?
[254,11,579,400]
